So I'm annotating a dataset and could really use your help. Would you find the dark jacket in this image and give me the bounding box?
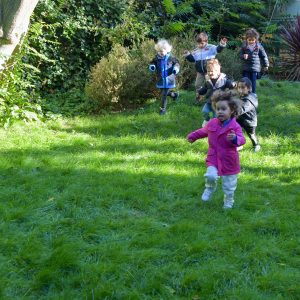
[240,42,269,72]
[237,93,258,128]
[198,73,235,104]
[185,43,225,74]
[149,53,180,89]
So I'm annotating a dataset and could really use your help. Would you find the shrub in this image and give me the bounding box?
[280,16,300,81]
[170,34,196,90]
[217,48,243,81]
[85,42,155,111]
[0,46,44,128]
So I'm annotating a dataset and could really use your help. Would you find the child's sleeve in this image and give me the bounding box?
[149,58,157,72]
[185,53,196,62]
[234,124,246,146]
[167,57,180,75]
[198,81,208,95]
[259,45,269,68]
[224,79,235,89]
[187,127,208,143]
[239,100,254,115]
[216,41,227,53]
[239,47,246,60]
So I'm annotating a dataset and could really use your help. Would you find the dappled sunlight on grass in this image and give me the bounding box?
[0,84,299,298]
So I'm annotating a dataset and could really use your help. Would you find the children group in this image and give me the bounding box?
[149,28,269,209]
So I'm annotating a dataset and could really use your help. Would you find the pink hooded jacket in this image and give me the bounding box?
[187,118,246,176]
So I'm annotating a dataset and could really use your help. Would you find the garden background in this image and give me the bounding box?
[0,0,299,298]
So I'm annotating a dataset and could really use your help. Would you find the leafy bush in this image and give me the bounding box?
[170,34,197,90]
[0,48,44,128]
[85,42,155,111]
[217,48,243,81]
[23,0,133,93]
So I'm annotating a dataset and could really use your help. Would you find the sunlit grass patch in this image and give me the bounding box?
[0,82,299,298]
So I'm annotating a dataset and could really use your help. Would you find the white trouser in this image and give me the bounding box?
[204,166,238,201]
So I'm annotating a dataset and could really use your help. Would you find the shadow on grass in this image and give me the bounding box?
[1,145,299,298]
[48,92,300,142]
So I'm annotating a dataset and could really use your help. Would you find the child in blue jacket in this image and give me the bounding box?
[149,39,180,115]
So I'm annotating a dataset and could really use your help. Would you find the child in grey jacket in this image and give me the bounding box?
[240,28,269,94]
[236,77,261,152]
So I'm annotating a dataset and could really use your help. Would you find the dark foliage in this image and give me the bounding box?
[280,16,300,81]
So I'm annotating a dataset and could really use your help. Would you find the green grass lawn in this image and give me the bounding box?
[0,80,300,299]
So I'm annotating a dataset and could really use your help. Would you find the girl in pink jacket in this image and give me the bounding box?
[187,90,246,209]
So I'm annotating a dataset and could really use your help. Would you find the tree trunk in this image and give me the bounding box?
[0,0,39,69]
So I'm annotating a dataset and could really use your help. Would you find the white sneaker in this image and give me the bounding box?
[202,120,208,127]
[253,144,261,152]
[223,200,234,209]
[201,188,214,201]
[237,145,243,151]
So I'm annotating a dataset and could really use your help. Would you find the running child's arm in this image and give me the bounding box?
[224,79,236,89]
[167,58,180,75]
[187,127,209,143]
[227,127,246,146]
[258,45,269,70]
[184,52,196,62]
[149,57,157,72]
[198,81,208,95]
[216,37,228,53]
[149,58,157,72]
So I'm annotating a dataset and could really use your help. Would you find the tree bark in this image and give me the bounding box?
[0,0,39,69]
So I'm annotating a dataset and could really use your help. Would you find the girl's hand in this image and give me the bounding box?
[243,54,249,59]
[183,50,190,57]
[227,130,236,141]
[220,37,228,44]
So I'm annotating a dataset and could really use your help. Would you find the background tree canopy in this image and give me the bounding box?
[22,0,286,92]
[0,0,293,124]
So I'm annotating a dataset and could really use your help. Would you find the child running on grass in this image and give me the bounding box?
[187,90,246,209]
[240,28,269,94]
[236,77,261,152]
[149,39,180,115]
[183,32,227,103]
[197,59,235,127]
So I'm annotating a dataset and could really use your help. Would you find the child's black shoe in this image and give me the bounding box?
[171,92,179,102]
[159,108,167,115]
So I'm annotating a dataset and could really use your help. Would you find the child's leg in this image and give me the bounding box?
[160,88,169,114]
[202,103,213,121]
[245,126,261,151]
[242,71,257,93]
[245,126,259,146]
[222,174,238,209]
[195,72,205,92]
[202,166,218,201]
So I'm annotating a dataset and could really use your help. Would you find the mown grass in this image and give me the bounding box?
[0,80,299,299]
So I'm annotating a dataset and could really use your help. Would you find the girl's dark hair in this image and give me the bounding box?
[245,28,260,40]
[238,77,252,92]
[211,90,242,117]
[196,32,208,43]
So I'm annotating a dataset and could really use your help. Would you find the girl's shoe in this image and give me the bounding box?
[223,199,234,209]
[201,188,214,201]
